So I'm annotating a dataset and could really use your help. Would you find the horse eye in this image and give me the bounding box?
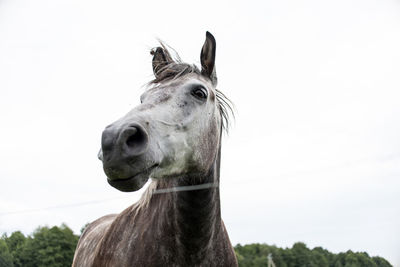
[191,86,208,100]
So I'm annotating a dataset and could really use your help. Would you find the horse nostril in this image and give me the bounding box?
[126,127,143,148]
[121,125,148,156]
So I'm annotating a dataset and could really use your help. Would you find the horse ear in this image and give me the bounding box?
[200,31,217,85]
[151,47,173,78]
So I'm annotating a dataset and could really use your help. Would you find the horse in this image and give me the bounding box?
[72,32,237,267]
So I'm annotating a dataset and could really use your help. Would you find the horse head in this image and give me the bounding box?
[98,32,230,192]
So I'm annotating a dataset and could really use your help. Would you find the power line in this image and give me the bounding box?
[227,153,400,184]
[153,182,218,194]
[0,195,132,217]
[0,183,220,216]
[1,153,399,217]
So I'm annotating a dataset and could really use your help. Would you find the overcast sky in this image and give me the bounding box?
[0,0,399,265]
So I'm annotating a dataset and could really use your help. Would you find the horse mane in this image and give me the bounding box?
[129,181,158,216]
[148,43,234,132]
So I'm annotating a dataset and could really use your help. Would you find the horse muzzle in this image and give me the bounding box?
[100,122,152,191]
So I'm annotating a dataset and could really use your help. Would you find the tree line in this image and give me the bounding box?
[0,224,393,267]
[234,242,393,267]
[0,224,78,267]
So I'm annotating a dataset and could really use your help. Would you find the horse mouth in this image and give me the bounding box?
[107,164,158,192]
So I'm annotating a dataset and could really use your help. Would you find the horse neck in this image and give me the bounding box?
[150,144,222,262]
[176,152,222,253]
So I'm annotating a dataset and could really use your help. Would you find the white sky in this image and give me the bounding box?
[0,0,399,265]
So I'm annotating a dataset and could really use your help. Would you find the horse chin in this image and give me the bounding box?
[106,165,158,192]
[107,173,149,192]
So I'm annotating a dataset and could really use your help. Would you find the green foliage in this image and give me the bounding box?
[0,239,14,267]
[3,231,26,267]
[372,256,393,267]
[1,224,79,267]
[234,243,393,267]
